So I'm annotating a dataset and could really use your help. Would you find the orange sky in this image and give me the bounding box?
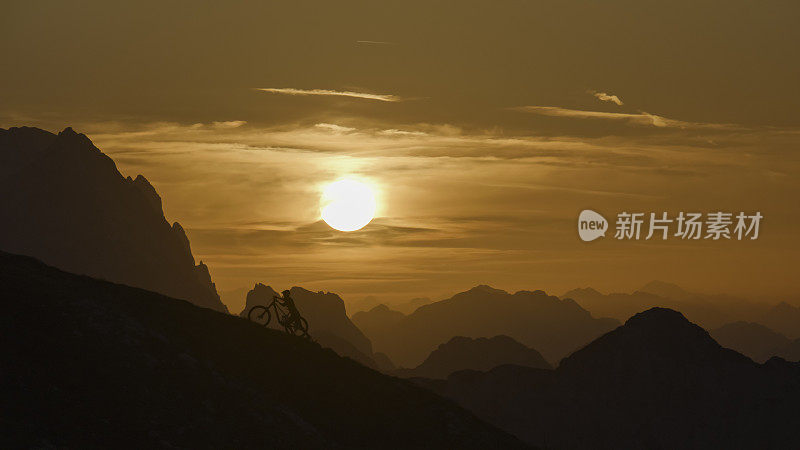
[2,1,799,312]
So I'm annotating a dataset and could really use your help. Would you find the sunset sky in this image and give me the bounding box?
[3,1,799,312]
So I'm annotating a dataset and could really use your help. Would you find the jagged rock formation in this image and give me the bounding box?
[0,127,226,312]
[0,250,526,449]
[396,335,551,379]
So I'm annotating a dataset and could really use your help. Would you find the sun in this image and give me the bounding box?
[320,179,377,232]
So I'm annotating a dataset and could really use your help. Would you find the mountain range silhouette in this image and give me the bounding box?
[565,282,800,361]
[0,127,226,312]
[416,308,800,448]
[0,250,526,449]
[353,285,618,367]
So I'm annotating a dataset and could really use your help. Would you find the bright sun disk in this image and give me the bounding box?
[320,179,377,232]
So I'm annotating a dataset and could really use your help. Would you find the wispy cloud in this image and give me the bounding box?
[356,40,397,46]
[211,120,247,129]
[255,87,401,102]
[314,123,356,133]
[591,91,624,106]
[514,106,666,126]
[513,106,737,129]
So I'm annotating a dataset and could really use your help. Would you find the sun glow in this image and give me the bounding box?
[320,179,377,232]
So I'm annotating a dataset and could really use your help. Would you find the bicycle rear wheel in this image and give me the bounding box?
[291,317,309,338]
[248,305,271,326]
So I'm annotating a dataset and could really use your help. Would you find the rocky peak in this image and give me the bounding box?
[0,126,228,313]
[131,174,164,216]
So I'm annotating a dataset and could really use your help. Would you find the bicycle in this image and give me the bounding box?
[248,295,310,338]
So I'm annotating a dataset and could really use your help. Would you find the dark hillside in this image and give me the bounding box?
[0,251,527,449]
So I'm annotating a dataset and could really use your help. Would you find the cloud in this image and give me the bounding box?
[212,120,247,129]
[356,40,397,45]
[513,106,738,130]
[378,129,428,137]
[514,106,666,126]
[591,91,624,106]
[255,87,401,102]
[314,123,356,133]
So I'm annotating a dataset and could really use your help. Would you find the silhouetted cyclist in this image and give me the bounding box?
[248,289,310,338]
[278,290,301,323]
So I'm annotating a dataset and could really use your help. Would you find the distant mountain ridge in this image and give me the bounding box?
[710,321,792,363]
[396,335,551,379]
[565,282,800,338]
[355,284,619,367]
[760,301,800,339]
[351,304,406,344]
[0,126,226,312]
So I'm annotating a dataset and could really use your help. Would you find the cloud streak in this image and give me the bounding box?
[255,87,401,102]
[591,91,624,106]
[356,40,397,46]
[514,106,668,126]
[513,106,738,130]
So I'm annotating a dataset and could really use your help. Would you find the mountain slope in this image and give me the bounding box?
[0,126,226,312]
[418,308,800,449]
[360,285,618,367]
[760,302,800,339]
[710,321,791,363]
[396,335,551,379]
[0,251,527,449]
[776,338,800,361]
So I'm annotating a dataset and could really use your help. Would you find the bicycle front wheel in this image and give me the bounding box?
[248,305,271,326]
